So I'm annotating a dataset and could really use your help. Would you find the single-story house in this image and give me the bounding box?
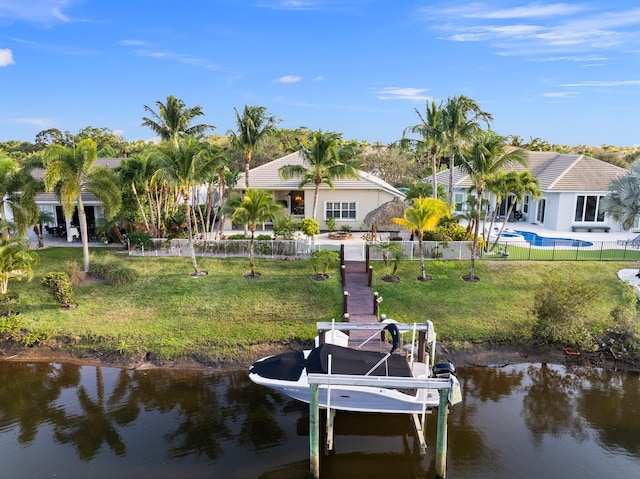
[435,151,628,233]
[31,158,123,242]
[228,151,406,231]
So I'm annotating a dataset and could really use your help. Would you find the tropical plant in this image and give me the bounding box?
[278,131,360,222]
[441,95,493,208]
[225,189,283,277]
[147,136,221,276]
[228,105,279,188]
[298,217,320,238]
[392,196,450,281]
[272,214,298,240]
[404,100,445,197]
[33,210,55,249]
[142,95,213,141]
[601,160,640,230]
[458,132,527,281]
[325,216,336,232]
[0,230,38,294]
[311,250,339,278]
[0,155,39,238]
[374,242,405,281]
[490,171,541,250]
[43,139,122,273]
[89,254,139,285]
[41,272,74,307]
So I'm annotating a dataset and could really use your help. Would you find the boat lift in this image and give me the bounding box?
[309,321,457,479]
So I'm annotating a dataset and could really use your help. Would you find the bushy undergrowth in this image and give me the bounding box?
[532,273,599,348]
[89,253,139,285]
[42,272,74,306]
[64,260,86,285]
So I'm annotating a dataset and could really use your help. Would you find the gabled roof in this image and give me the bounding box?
[237,151,405,197]
[433,151,626,192]
[31,158,124,181]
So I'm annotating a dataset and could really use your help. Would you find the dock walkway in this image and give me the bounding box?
[342,259,390,352]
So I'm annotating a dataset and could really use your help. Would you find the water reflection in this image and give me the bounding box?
[0,361,639,478]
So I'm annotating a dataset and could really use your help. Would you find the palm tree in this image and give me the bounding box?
[405,100,445,198]
[0,156,40,239]
[441,95,493,208]
[601,160,640,230]
[278,131,360,222]
[0,226,38,294]
[392,196,450,281]
[224,189,282,277]
[228,105,279,188]
[490,171,541,250]
[148,136,222,277]
[43,139,122,273]
[142,95,213,141]
[458,132,527,281]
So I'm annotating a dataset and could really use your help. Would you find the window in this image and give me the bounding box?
[325,201,357,220]
[290,190,305,215]
[523,195,529,214]
[454,193,464,213]
[574,195,605,222]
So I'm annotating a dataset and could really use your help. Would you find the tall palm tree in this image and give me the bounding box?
[392,196,450,281]
[278,131,360,222]
[148,136,222,276]
[224,189,282,277]
[441,95,493,208]
[142,95,213,141]
[601,160,640,230]
[490,171,541,250]
[0,156,39,238]
[43,139,122,273]
[228,105,279,188]
[117,156,152,234]
[405,100,445,198]
[458,132,527,281]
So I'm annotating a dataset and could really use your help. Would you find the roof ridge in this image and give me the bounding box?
[547,154,582,189]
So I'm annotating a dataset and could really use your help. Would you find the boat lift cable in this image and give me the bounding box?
[364,324,400,376]
[356,319,399,350]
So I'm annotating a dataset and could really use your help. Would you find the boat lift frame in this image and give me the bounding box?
[308,321,454,479]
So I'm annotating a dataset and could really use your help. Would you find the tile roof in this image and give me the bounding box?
[237,151,405,196]
[433,151,627,192]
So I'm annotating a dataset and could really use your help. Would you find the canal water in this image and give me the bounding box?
[0,361,638,478]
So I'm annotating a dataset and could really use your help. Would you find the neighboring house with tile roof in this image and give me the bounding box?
[30,158,124,242]
[228,151,406,231]
[434,151,628,233]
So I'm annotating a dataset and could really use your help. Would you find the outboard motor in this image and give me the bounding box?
[433,362,456,377]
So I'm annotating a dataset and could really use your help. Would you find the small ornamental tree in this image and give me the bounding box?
[42,272,74,308]
[298,217,319,238]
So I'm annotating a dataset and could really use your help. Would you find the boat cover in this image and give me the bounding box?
[307,344,412,377]
[250,351,306,381]
[250,344,413,382]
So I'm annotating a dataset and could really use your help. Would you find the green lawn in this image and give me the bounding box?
[4,247,638,363]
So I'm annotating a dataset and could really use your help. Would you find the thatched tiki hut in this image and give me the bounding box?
[363,197,407,240]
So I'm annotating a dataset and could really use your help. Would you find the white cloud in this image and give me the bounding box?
[0,48,14,66]
[421,4,640,58]
[13,117,53,127]
[256,1,318,11]
[0,0,79,25]
[277,75,302,83]
[132,49,221,71]
[314,75,324,81]
[374,87,431,102]
[541,91,578,98]
[560,80,640,87]
[119,39,148,47]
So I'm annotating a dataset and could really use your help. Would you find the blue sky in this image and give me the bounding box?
[1,0,640,147]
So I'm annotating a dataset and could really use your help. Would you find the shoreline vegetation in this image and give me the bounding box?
[1,248,639,373]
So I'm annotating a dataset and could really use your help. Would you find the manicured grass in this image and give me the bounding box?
[371,259,635,344]
[486,244,640,261]
[5,247,637,363]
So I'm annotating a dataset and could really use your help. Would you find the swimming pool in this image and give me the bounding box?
[514,230,593,247]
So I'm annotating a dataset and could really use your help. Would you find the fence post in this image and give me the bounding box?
[365,244,370,272]
[340,244,345,265]
[343,291,349,315]
[368,266,373,287]
[373,291,379,316]
[341,264,346,286]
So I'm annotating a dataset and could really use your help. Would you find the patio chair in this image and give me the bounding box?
[617,233,640,248]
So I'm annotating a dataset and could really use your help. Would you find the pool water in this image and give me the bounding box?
[515,230,593,247]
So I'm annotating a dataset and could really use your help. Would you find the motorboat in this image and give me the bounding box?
[249,322,462,414]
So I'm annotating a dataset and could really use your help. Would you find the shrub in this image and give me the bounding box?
[64,260,86,285]
[299,218,319,237]
[273,214,298,240]
[0,309,22,335]
[0,293,19,317]
[325,216,336,232]
[42,272,74,306]
[256,234,272,241]
[89,254,139,286]
[127,231,153,250]
[311,250,339,275]
[532,273,598,349]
